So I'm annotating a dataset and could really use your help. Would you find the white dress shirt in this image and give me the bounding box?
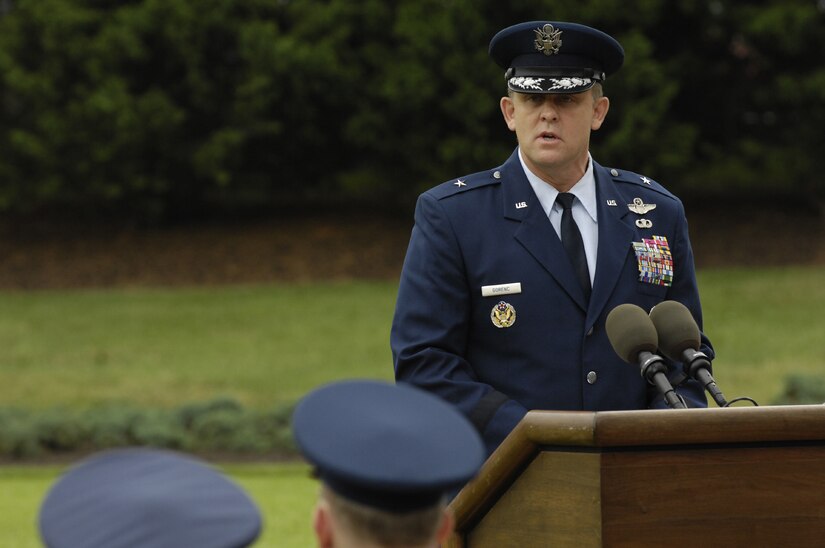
[518,149,599,285]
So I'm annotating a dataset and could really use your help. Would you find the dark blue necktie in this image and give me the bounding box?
[556,192,591,301]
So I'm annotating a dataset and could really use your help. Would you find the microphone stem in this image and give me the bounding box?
[651,372,687,409]
[685,354,729,407]
[695,370,728,407]
[640,352,687,409]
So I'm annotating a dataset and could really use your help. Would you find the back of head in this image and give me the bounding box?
[319,485,447,548]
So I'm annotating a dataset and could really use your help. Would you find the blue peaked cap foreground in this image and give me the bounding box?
[292,380,485,512]
[489,21,624,94]
[38,448,262,548]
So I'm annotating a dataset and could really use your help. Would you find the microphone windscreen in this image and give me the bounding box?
[649,300,701,360]
[606,304,658,364]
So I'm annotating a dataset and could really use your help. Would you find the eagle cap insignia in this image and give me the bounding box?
[534,24,563,56]
[628,197,657,215]
[490,301,516,328]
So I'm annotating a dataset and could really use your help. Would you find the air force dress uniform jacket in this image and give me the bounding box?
[391,149,714,455]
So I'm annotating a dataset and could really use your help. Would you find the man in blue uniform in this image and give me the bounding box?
[391,21,714,456]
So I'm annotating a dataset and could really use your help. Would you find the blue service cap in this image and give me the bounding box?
[38,448,262,548]
[489,21,624,94]
[292,380,485,513]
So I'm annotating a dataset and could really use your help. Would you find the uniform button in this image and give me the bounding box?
[586,371,598,384]
[610,169,619,177]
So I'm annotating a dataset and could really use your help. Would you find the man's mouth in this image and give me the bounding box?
[539,131,558,141]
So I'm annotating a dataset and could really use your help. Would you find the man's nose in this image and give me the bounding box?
[540,99,559,121]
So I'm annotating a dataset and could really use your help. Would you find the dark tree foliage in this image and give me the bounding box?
[0,0,822,222]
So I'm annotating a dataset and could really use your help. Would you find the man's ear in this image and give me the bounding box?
[591,96,610,131]
[435,509,456,544]
[313,501,334,548]
[500,96,517,132]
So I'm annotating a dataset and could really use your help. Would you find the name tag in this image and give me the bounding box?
[481,283,522,297]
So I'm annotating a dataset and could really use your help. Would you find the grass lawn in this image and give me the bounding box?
[0,465,60,548]
[0,269,822,410]
[697,266,825,406]
[0,281,398,410]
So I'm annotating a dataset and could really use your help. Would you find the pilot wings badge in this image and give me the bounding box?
[534,24,562,56]
[628,197,657,215]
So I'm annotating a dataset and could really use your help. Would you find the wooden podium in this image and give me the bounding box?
[446,405,825,547]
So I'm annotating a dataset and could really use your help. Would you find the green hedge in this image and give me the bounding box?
[1,0,823,222]
[0,397,296,460]
[772,375,825,406]
[3,375,824,460]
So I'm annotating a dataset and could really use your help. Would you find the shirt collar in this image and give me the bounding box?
[518,149,598,223]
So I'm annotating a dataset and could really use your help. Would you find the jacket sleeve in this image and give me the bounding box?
[391,193,527,454]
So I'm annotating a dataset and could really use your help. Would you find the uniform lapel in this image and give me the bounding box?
[500,151,589,310]
[586,164,634,329]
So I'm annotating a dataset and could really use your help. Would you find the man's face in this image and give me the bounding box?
[500,90,609,184]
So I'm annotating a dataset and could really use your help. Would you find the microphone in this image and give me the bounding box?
[606,304,686,409]
[649,300,728,407]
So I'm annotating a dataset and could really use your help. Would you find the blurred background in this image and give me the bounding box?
[1,0,823,289]
[0,0,823,546]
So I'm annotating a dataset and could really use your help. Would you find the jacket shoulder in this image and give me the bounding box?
[603,167,679,203]
[426,168,502,201]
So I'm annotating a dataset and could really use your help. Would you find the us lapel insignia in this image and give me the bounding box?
[628,197,656,215]
[490,301,517,328]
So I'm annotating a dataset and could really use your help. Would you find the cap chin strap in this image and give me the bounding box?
[505,66,605,81]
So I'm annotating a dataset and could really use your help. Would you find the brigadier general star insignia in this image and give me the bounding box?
[454,179,466,187]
